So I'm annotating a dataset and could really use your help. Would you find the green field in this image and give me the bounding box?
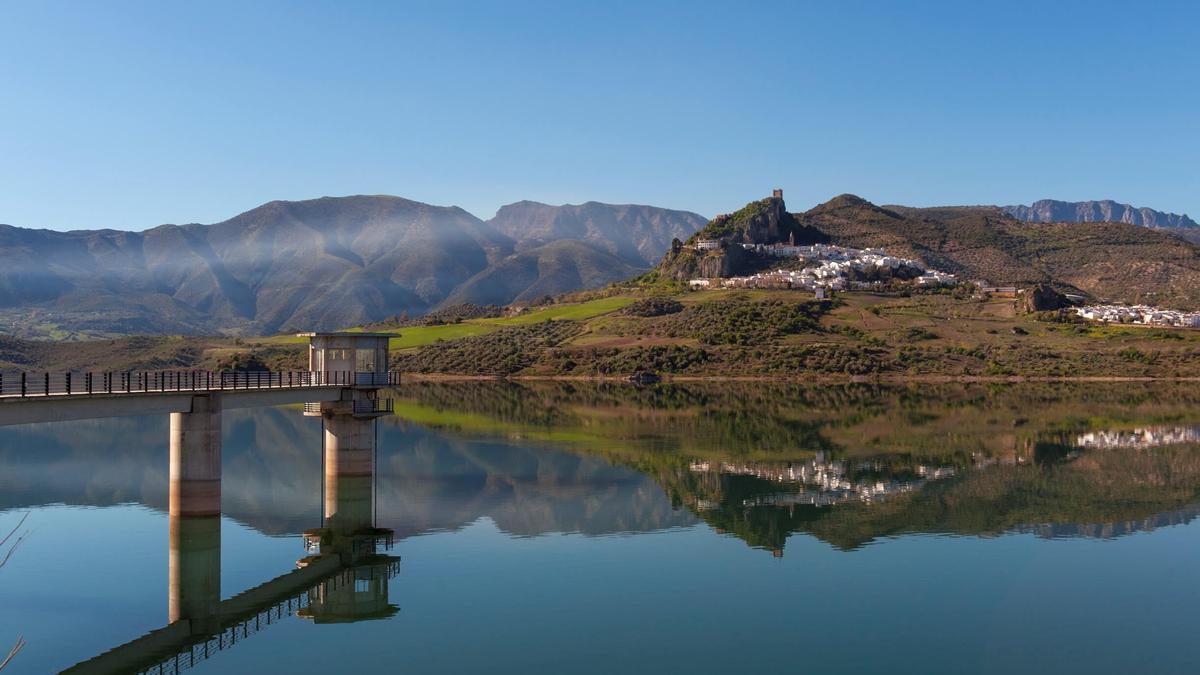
[257,295,639,350]
[493,295,636,324]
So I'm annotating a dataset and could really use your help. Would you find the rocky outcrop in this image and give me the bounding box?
[1020,284,1073,313]
[1005,199,1198,229]
[697,250,735,278]
[699,195,828,246]
[660,242,755,281]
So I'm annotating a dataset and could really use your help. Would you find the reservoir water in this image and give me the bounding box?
[2,381,1199,674]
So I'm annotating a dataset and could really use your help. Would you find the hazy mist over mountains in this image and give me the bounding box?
[0,195,705,338]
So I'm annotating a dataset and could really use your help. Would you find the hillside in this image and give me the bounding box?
[803,196,1200,309]
[0,195,703,339]
[380,289,1200,379]
[487,201,706,267]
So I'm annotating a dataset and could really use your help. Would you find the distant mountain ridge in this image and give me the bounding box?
[489,200,706,267]
[1004,199,1198,229]
[0,195,705,338]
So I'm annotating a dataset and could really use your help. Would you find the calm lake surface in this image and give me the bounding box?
[3,381,1200,674]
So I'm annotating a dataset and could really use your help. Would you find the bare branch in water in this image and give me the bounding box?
[0,512,27,551]
[0,637,25,671]
[0,514,30,671]
[0,513,29,571]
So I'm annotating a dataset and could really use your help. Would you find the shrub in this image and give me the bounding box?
[1118,347,1156,364]
[622,297,684,318]
[903,327,938,341]
[652,297,831,346]
[394,321,581,375]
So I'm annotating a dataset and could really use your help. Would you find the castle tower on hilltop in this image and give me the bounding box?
[772,188,783,199]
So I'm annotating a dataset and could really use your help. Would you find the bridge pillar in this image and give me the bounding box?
[323,413,375,538]
[298,412,399,623]
[169,394,222,518]
[168,394,222,634]
[169,514,221,633]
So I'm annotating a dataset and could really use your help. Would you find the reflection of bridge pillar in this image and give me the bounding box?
[169,514,221,633]
[170,394,222,518]
[324,413,375,537]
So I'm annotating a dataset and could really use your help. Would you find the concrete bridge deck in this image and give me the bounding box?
[0,370,399,426]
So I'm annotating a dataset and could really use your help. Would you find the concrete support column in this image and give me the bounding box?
[169,395,222,518]
[323,413,375,535]
[168,514,221,633]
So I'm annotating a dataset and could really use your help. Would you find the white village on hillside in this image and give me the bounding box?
[689,238,1200,330]
[1071,304,1200,329]
[688,242,959,294]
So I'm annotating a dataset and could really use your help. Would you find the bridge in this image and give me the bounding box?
[0,369,397,426]
[0,333,405,673]
[1,332,398,519]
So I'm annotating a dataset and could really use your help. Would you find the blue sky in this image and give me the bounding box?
[1,1,1196,230]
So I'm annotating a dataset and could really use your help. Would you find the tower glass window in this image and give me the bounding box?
[356,348,377,372]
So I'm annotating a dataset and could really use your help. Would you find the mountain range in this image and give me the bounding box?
[3,192,1199,339]
[1004,199,1197,229]
[1004,199,1200,245]
[0,196,705,338]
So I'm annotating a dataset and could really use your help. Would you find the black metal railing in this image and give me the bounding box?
[353,398,395,415]
[0,370,400,399]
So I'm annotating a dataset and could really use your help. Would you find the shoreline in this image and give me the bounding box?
[396,373,1200,384]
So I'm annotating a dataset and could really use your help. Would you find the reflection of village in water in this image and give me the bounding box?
[688,452,967,509]
[677,422,1200,555]
[1076,426,1200,450]
[690,425,1200,514]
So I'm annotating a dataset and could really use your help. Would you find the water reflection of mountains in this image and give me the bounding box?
[2,380,1200,553]
[0,409,693,538]
[393,381,1200,552]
